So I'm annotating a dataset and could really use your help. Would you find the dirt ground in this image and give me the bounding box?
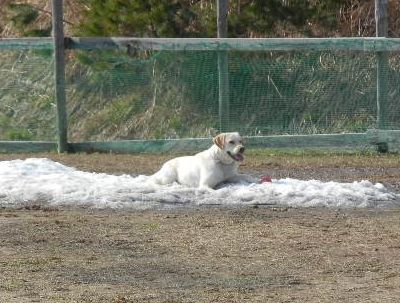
[1,151,400,303]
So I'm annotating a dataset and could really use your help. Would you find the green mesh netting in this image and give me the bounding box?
[65,48,400,141]
[0,49,56,141]
[1,43,400,143]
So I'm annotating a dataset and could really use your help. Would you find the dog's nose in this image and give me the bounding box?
[239,146,245,153]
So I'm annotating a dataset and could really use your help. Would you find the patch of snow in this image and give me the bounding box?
[0,158,398,209]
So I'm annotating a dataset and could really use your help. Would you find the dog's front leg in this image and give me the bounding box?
[198,178,217,191]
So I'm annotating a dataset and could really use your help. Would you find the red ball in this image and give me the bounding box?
[260,175,272,183]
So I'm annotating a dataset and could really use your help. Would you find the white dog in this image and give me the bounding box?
[151,132,258,189]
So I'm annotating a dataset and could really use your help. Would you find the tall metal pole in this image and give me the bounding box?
[217,0,228,38]
[375,0,389,152]
[217,0,229,132]
[52,0,68,153]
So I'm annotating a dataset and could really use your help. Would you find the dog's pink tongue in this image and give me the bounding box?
[236,154,244,161]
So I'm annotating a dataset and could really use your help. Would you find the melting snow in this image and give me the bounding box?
[0,158,398,209]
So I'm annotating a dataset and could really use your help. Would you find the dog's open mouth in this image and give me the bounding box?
[227,151,244,162]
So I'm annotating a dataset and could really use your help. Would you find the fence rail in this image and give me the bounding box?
[3,37,400,52]
[66,37,400,52]
[0,37,54,49]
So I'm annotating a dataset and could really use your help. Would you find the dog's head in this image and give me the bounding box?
[213,132,245,163]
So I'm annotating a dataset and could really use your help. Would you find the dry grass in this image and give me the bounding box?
[0,151,399,302]
[0,207,400,303]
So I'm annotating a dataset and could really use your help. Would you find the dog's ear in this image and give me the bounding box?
[213,133,226,149]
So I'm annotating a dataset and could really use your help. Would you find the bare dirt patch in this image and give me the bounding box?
[0,152,400,302]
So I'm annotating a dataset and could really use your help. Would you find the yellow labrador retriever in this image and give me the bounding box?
[151,132,257,189]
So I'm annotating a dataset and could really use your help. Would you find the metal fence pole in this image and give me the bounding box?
[217,0,229,132]
[375,0,389,152]
[52,0,68,153]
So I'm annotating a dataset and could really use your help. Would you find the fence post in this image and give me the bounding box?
[51,0,68,153]
[375,0,389,152]
[217,0,229,132]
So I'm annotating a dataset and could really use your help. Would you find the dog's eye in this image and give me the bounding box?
[229,140,235,145]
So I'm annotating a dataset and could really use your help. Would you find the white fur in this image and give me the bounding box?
[151,132,257,189]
